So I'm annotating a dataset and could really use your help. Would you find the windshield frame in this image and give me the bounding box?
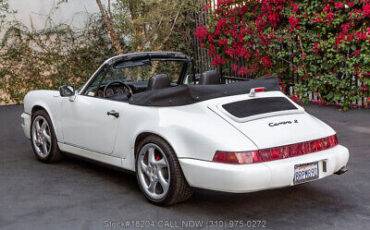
[79,57,194,96]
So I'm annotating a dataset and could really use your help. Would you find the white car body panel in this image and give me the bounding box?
[180,145,349,193]
[231,113,335,149]
[21,85,349,193]
[60,96,122,154]
[23,90,63,141]
[207,92,336,149]
[59,142,122,168]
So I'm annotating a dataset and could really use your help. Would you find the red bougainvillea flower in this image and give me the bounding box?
[288,16,300,31]
[354,49,361,57]
[290,95,299,102]
[363,2,370,17]
[261,56,272,68]
[335,2,344,9]
[218,38,228,46]
[323,4,331,13]
[194,25,208,43]
[195,0,369,110]
[325,11,335,24]
[291,3,299,12]
[216,0,233,8]
[237,66,248,76]
[211,54,226,66]
[204,3,211,11]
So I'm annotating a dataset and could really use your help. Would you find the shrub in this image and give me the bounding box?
[195,0,370,110]
[0,16,115,104]
[0,0,198,104]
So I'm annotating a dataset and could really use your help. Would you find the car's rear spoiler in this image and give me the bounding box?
[129,77,281,107]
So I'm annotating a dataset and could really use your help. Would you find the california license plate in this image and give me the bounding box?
[293,162,319,184]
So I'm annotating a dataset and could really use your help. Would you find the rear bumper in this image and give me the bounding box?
[21,112,31,139]
[179,145,349,193]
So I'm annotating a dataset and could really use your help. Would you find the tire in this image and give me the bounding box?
[30,110,63,163]
[135,135,193,206]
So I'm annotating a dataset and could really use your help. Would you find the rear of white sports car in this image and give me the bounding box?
[179,90,349,193]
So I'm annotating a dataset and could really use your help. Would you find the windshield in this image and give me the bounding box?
[82,59,193,97]
[111,60,186,83]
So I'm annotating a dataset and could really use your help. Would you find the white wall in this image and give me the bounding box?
[8,0,102,29]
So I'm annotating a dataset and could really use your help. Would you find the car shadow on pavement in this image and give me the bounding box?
[172,183,358,228]
[64,153,352,218]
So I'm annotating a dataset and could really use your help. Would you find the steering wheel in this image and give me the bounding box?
[103,80,133,98]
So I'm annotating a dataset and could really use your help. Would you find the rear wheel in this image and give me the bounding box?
[136,135,193,206]
[31,110,62,163]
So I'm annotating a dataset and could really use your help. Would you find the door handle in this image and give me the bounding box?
[107,110,119,118]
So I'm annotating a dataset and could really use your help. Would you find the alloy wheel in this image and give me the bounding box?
[31,116,52,158]
[137,143,170,200]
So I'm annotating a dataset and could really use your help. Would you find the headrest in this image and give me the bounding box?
[199,70,221,85]
[147,74,171,90]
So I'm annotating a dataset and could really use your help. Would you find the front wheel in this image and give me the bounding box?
[31,110,63,163]
[136,135,193,206]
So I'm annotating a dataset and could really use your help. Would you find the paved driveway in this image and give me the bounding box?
[0,104,369,230]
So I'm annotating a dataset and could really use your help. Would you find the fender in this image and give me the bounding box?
[117,103,258,171]
[24,90,64,143]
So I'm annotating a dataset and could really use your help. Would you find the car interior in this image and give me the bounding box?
[83,59,222,102]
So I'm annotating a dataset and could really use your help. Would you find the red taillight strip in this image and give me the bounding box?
[256,135,338,162]
[213,135,338,164]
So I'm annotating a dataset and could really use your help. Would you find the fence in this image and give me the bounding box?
[192,0,368,108]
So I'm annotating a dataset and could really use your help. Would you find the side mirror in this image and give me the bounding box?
[59,85,75,97]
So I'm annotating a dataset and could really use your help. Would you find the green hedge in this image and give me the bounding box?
[195,0,369,110]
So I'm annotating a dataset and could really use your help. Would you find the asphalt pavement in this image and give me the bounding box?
[0,104,369,230]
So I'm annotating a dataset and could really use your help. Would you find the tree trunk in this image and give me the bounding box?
[149,2,184,76]
[127,0,146,52]
[96,0,124,55]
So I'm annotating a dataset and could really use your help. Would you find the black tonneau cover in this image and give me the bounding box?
[129,77,280,107]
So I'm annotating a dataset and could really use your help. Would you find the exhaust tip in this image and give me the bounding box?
[335,166,348,175]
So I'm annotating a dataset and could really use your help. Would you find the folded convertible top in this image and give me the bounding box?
[128,77,281,107]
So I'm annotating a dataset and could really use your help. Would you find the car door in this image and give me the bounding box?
[60,95,122,154]
[60,64,124,154]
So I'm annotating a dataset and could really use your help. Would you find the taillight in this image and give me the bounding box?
[213,151,260,164]
[213,135,338,164]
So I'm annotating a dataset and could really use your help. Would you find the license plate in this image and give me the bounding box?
[293,162,319,184]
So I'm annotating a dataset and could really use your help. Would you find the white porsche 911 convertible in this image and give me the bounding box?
[21,51,349,205]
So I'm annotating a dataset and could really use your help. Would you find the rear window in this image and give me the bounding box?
[222,97,297,118]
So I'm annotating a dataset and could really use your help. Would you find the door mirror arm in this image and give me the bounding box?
[68,95,76,102]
